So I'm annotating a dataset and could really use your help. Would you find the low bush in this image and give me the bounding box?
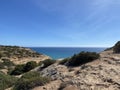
[10,64,25,75]
[23,61,37,72]
[40,59,56,69]
[10,61,38,75]
[0,62,5,69]
[67,51,100,66]
[0,53,2,58]
[113,41,120,53]
[2,58,15,67]
[13,71,51,90]
[59,58,69,65]
[0,59,15,69]
[0,72,18,90]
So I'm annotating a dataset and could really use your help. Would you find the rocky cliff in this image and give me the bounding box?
[33,49,120,90]
[2,42,120,90]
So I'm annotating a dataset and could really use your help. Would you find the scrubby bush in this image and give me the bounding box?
[0,72,18,90]
[0,59,15,69]
[67,51,100,66]
[10,61,38,75]
[113,41,120,53]
[0,53,2,58]
[10,64,25,75]
[23,61,37,72]
[13,71,51,90]
[2,58,14,67]
[0,62,5,69]
[59,58,69,65]
[40,59,56,69]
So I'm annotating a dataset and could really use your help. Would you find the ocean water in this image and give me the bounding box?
[30,47,106,59]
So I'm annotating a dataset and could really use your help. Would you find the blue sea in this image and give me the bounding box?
[30,47,106,59]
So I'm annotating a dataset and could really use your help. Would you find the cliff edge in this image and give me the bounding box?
[32,43,120,90]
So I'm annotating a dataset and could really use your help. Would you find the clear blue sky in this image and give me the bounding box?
[0,0,120,47]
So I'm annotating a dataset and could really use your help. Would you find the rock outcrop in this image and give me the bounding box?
[33,50,120,90]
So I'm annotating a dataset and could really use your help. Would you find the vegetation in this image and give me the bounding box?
[2,58,15,67]
[0,62,5,69]
[0,72,18,90]
[10,61,37,75]
[113,41,120,53]
[62,51,100,66]
[0,53,2,58]
[13,71,51,90]
[104,47,113,51]
[0,58,15,69]
[0,45,40,58]
[39,59,56,69]
[23,61,37,72]
[10,64,25,75]
[59,58,69,65]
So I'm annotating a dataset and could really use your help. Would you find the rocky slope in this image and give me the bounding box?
[0,45,50,65]
[0,45,50,74]
[1,42,120,90]
[32,50,120,90]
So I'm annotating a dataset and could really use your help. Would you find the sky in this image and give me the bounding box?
[0,0,120,47]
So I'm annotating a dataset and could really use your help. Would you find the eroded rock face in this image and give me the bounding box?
[33,50,120,90]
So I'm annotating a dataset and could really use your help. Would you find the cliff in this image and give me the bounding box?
[32,46,120,90]
[1,42,120,90]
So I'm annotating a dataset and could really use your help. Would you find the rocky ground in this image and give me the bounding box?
[1,45,120,90]
[32,50,120,90]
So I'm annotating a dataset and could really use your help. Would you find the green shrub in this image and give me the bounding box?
[0,72,18,90]
[13,71,51,90]
[0,53,2,58]
[0,62,5,69]
[59,58,69,65]
[10,64,25,75]
[23,61,37,72]
[113,41,120,53]
[2,58,15,67]
[41,59,56,69]
[10,61,38,75]
[0,59,15,69]
[67,51,100,66]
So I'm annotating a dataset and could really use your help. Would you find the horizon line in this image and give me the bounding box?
[0,44,110,48]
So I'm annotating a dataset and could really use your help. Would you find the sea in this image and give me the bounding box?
[30,47,106,59]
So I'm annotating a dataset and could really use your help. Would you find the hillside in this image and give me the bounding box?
[0,45,50,75]
[0,45,50,65]
[31,42,120,90]
[1,42,120,90]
